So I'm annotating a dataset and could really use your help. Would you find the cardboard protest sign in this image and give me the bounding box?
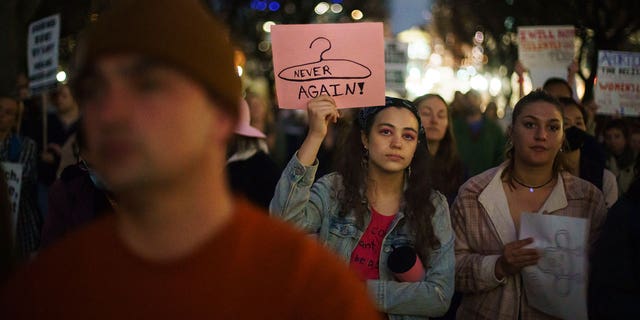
[27,14,61,95]
[594,50,640,116]
[520,213,589,320]
[2,162,23,241]
[518,25,575,89]
[271,23,385,109]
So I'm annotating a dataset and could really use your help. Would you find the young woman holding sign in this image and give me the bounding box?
[270,95,454,319]
[451,90,607,319]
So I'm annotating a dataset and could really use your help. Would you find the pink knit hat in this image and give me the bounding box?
[235,99,266,138]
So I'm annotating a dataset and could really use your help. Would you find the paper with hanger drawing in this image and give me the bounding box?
[519,212,588,320]
[271,23,385,109]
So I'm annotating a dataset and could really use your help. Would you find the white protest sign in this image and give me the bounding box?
[518,25,575,89]
[594,50,640,116]
[519,213,588,320]
[2,162,23,241]
[385,40,408,95]
[27,14,60,95]
[271,23,385,109]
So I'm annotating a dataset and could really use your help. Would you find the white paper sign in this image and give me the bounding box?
[2,162,23,240]
[385,40,408,95]
[517,26,575,89]
[594,50,640,116]
[519,213,588,320]
[27,14,60,94]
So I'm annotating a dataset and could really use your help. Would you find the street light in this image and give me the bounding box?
[314,2,329,15]
[56,71,66,82]
[351,9,363,20]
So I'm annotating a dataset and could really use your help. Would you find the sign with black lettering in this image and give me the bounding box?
[385,40,408,95]
[2,162,23,240]
[27,14,60,95]
[595,50,640,116]
[271,23,385,109]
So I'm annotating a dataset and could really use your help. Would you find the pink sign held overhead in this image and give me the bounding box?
[271,23,385,109]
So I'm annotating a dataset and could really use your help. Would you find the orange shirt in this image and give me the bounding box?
[1,199,381,320]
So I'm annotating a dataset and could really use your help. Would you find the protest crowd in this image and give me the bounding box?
[0,0,638,319]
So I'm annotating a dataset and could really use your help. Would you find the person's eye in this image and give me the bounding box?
[549,125,561,132]
[403,133,416,141]
[380,129,392,135]
[524,122,535,129]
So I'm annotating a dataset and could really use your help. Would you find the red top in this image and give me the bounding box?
[350,207,396,280]
[1,198,382,320]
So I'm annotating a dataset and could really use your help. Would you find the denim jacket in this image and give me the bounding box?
[270,154,455,319]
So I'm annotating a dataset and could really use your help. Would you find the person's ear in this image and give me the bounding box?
[361,130,369,149]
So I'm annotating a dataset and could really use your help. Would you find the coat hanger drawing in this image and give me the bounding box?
[277,37,372,82]
[536,229,584,297]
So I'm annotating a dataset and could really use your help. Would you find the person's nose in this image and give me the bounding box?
[391,134,403,148]
[96,85,130,123]
[534,126,547,140]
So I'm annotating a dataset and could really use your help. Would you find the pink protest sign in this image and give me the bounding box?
[271,23,385,109]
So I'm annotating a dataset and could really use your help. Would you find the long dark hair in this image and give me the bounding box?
[334,100,439,264]
[502,89,566,183]
[413,94,464,198]
[543,77,572,97]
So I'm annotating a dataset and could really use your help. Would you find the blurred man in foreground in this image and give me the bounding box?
[0,1,381,319]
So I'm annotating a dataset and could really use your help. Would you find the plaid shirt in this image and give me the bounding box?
[451,163,606,320]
